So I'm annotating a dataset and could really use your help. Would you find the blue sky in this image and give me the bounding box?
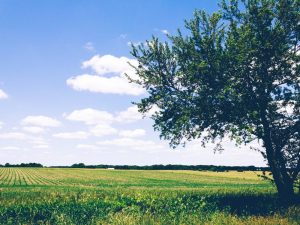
[0,0,266,166]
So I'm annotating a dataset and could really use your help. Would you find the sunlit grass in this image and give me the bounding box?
[0,168,298,224]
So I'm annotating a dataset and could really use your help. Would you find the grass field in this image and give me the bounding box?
[0,168,299,224]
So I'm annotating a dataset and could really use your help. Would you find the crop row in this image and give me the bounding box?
[0,168,62,186]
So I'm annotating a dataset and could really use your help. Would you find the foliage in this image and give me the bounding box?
[129,0,300,199]
[0,163,43,168]
[66,163,267,171]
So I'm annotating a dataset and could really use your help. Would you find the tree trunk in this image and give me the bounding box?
[263,137,295,204]
[260,110,295,203]
[270,163,295,203]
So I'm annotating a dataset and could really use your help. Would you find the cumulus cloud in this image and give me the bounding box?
[23,126,45,134]
[81,55,136,75]
[64,108,117,137]
[76,144,98,150]
[119,129,146,138]
[98,138,155,147]
[116,105,143,123]
[30,138,48,146]
[33,144,49,149]
[53,131,89,139]
[66,74,144,96]
[0,132,27,140]
[22,116,61,127]
[0,146,21,150]
[0,89,8,99]
[97,138,164,152]
[63,106,148,139]
[62,105,152,141]
[67,55,144,95]
[65,108,114,125]
[147,105,160,117]
[116,105,160,123]
[90,124,118,137]
[0,132,48,146]
[65,106,145,126]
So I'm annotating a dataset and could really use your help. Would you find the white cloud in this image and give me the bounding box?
[66,74,144,96]
[84,42,95,51]
[76,144,98,150]
[53,131,89,139]
[0,89,8,99]
[82,54,137,75]
[23,126,45,134]
[64,107,148,138]
[97,138,165,153]
[62,105,152,141]
[97,138,155,147]
[116,105,143,123]
[33,144,49,149]
[161,29,169,35]
[29,137,48,144]
[0,146,21,150]
[116,105,159,123]
[66,105,146,128]
[65,108,114,125]
[119,129,146,138]
[22,116,61,127]
[147,105,160,117]
[65,108,118,137]
[90,124,118,137]
[0,121,3,129]
[67,55,144,96]
[0,132,27,140]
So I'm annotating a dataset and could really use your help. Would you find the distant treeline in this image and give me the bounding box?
[55,163,270,172]
[0,162,270,171]
[0,163,43,168]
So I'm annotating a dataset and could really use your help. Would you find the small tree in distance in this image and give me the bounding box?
[128,0,299,202]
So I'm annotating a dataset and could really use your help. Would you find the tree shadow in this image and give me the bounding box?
[211,193,300,216]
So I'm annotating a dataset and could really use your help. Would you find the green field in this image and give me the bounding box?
[0,168,299,224]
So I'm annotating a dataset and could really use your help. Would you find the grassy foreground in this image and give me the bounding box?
[0,168,299,224]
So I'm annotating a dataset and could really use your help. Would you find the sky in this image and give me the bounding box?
[0,0,266,166]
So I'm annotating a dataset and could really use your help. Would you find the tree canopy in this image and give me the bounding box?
[129,0,299,201]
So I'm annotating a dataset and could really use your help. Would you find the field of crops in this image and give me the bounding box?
[0,167,271,188]
[0,168,299,224]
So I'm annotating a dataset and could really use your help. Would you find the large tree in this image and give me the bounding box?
[129,0,299,201]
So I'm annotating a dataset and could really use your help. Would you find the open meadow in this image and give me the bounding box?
[0,0,299,224]
[0,168,299,224]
